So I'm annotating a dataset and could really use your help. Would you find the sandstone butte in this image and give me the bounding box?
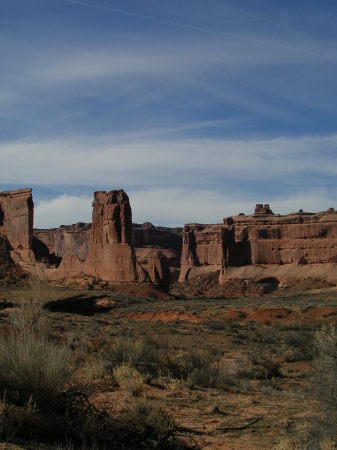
[0,188,176,285]
[2,190,337,289]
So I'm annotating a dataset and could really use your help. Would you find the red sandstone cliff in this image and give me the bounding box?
[179,205,337,286]
[0,188,34,251]
[0,189,40,276]
[82,190,149,282]
[34,223,91,262]
[3,187,337,290]
[35,221,182,283]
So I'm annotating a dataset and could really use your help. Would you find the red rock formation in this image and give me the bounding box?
[0,188,33,251]
[0,235,25,282]
[35,221,182,282]
[35,223,91,262]
[180,205,337,286]
[132,223,182,282]
[132,223,182,253]
[135,248,172,285]
[83,190,148,282]
[35,222,181,259]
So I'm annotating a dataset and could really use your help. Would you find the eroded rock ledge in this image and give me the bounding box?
[180,205,337,287]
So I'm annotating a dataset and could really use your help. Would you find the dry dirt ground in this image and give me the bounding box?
[1,281,337,449]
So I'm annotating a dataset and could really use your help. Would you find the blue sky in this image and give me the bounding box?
[1,0,337,227]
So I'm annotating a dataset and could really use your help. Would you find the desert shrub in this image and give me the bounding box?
[106,335,169,377]
[106,334,256,392]
[172,348,212,379]
[11,278,50,334]
[274,434,336,450]
[257,379,281,395]
[0,281,73,410]
[0,395,37,441]
[113,363,144,395]
[0,323,72,410]
[188,362,236,389]
[279,325,337,449]
[122,397,174,438]
[107,335,146,368]
[284,331,314,361]
[81,353,107,383]
[207,320,226,331]
[310,324,337,444]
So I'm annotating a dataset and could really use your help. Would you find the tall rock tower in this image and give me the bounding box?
[84,190,148,282]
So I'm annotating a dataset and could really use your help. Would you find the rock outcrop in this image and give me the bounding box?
[132,222,182,283]
[35,222,181,258]
[0,189,34,251]
[35,221,182,282]
[83,190,148,282]
[0,189,41,276]
[180,205,337,287]
[0,235,25,282]
[4,187,337,292]
[35,223,91,262]
[132,223,182,251]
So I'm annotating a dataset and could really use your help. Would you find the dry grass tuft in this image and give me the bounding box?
[113,363,144,396]
[0,277,73,410]
[122,397,174,437]
[81,353,107,383]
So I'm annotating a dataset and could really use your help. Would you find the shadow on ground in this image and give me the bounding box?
[45,294,114,316]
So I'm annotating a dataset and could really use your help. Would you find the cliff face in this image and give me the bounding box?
[0,189,34,251]
[0,188,42,279]
[83,190,148,282]
[34,221,182,282]
[4,187,337,290]
[180,205,337,284]
[232,211,337,265]
[132,223,182,251]
[35,223,91,262]
[35,222,181,258]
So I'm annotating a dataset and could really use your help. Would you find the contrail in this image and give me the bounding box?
[61,0,333,62]
[62,0,216,35]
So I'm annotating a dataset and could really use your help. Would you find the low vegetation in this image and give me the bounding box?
[0,280,186,448]
[1,281,337,448]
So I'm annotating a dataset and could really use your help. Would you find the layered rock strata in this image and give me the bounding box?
[3,187,337,290]
[35,223,91,262]
[35,221,182,282]
[180,206,337,286]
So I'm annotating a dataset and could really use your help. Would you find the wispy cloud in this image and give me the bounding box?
[35,194,92,228]
[1,133,336,187]
[2,5,337,139]
[2,0,337,228]
[34,187,337,228]
[62,0,216,35]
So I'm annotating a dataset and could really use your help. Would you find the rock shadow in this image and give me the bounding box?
[45,294,113,316]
